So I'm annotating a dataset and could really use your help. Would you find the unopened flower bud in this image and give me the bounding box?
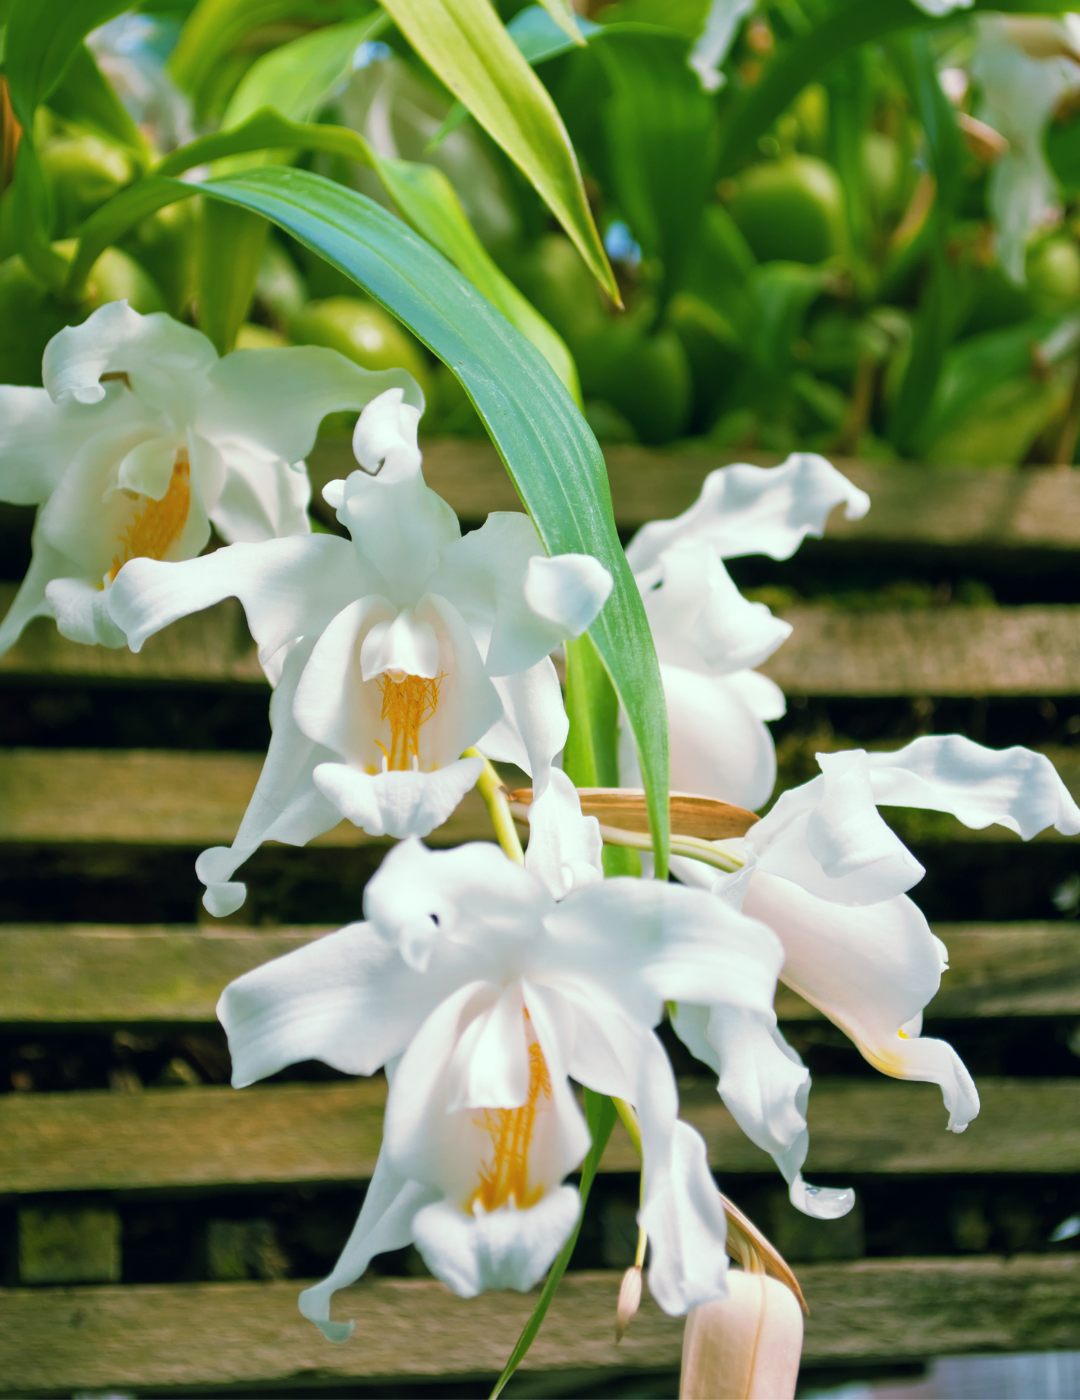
[680,1272,803,1400]
[614,1265,642,1342]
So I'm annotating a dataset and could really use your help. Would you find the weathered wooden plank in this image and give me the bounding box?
[7,923,1076,1026]
[7,579,1080,699]
[0,748,491,847]
[2,744,1075,848]
[2,1078,1077,1195]
[760,605,1080,698]
[1,1255,1078,1394]
[310,441,1080,550]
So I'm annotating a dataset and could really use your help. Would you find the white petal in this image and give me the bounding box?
[218,921,451,1086]
[723,667,787,722]
[0,384,137,505]
[479,657,568,781]
[750,761,924,907]
[546,878,783,1029]
[43,302,217,416]
[209,444,312,544]
[312,757,484,839]
[625,453,870,572]
[744,872,980,1131]
[524,767,604,899]
[689,0,754,93]
[193,637,342,912]
[360,607,440,680]
[432,511,610,677]
[412,1188,580,1298]
[298,1151,436,1341]
[643,1121,731,1314]
[339,392,459,597]
[523,552,612,647]
[198,348,424,467]
[107,535,367,663]
[641,543,791,676]
[45,578,127,648]
[662,664,778,812]
[0,525,70,656]
[114,435,177,498]
[866,734,1080,838]
[362,838,550,964]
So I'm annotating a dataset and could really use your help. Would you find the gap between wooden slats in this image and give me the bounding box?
[1,923,1073,1024]
[2,1256,1079,1394]
[1,1078,1077,1194]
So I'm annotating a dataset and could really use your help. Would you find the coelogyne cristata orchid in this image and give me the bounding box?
[621,454,870,811]
[217,780,786,1339]
[109,389,612,914]
[670,735,1080,1216]
[0,301,422,657]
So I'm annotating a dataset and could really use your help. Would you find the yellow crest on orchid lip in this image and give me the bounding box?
[109,450,191,581]
[468,1013,551,1214]
[375,671,444,771]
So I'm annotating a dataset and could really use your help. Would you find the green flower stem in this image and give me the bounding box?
[598,825,744,874]
[463,747,525,866]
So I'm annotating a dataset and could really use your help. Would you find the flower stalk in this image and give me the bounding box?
[463,747,524,866]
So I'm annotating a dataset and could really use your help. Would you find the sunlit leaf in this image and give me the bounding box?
[534,0,586,49]
[379,0,619,303]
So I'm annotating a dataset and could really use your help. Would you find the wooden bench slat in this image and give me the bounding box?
[313,441,1080,550]
[7,601,1080,706]
[2,1078,1077,1195]
[0,748,492,846]
[5,923,1075,1026]
[2,1255,1079,1393]
[760,605,1080,697]
[2,745,1076,847]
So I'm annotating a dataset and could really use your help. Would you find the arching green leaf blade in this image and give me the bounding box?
[200,164,669,869]
[379,0,618,303]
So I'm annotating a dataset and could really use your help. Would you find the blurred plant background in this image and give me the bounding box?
[6,0,1080,467]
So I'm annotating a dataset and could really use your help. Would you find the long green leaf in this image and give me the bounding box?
[222,12,388,128]
[489,1090,618,1400]
[3,0,129,126]
[3,0,132,291]
[128,110,580,397]
[535,0,585,48]
[194,165,669,869]
[378,0,619,304]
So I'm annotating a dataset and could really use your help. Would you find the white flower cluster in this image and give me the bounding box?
[3,303,1078,1346]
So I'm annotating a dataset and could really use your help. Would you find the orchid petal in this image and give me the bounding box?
[724,667,786,722]
[209,444,311,544]
[107,535,367,663]
[660,664,778,812]
[625,454,869,572]
[43,301,217,417]
[479,657,568,782]
[217,921,456,1085]
[640,543,791,676]
[45,577,127,648]
[524,767,604,899]
[198,348,423,467]
[0,526,70,655]
[312,757,485,839]
[413,1187,581,1298]
[0,384,138,505]
[744,872,980,1131]
[298,1151,436,1341]
[865,734,1080,838]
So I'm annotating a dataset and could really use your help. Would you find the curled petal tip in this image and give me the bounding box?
[615,1265,642,1342]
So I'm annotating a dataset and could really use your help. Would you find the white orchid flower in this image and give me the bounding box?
[972,16,1080,283]
[0,301,423,658]
[217,795,786,1340]
[622,454,869,812]
[108,389,612,914]
[671,735,1080,1216]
